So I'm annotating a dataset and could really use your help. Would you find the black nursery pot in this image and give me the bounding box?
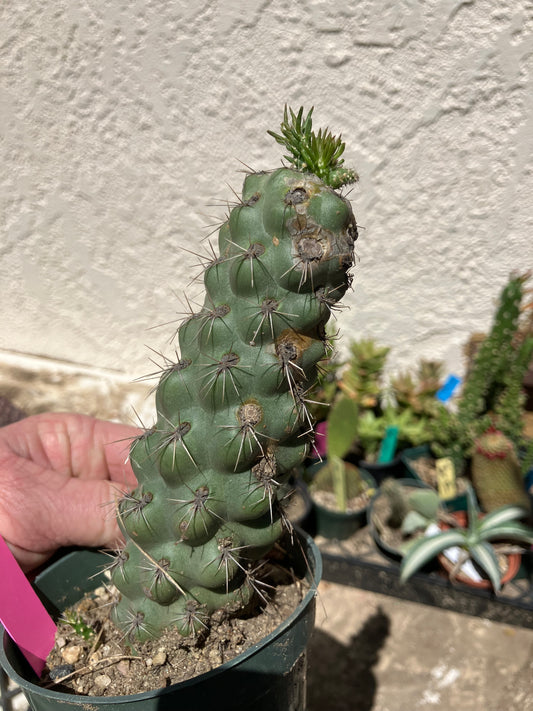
[308,462,377,541]
[0,531,321,711]
[368,477,435,562]
[357,454,404,486]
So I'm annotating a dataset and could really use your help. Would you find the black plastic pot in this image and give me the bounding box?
[368,477,435,562]
[357,454,404,485]
[0,531,321,711]
[309,464,377,540]
[401,444,469,512]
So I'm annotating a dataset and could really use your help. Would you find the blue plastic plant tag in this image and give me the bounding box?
[377,426,399,464]
[436,375,461,403]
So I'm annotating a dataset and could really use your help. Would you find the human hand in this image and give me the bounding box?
[0,412,139,572]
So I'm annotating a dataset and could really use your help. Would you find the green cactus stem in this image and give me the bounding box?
[110,108,358,642]
[432,273,533,471]
[471,427,530,513]
[458,274,532,429]
[379,478,440,535]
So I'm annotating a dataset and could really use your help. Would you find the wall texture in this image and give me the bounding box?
[2,1,533,385]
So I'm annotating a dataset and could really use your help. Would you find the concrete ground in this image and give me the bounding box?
[1,358,533,710]
[307,581,533,711]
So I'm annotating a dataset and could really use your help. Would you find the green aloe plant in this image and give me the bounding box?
[110,107,358,642]
[400,487,533,592]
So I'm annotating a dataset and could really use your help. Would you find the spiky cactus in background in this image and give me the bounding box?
[471,427,530,512]
[110,107,358,642]
[433,273,533,473]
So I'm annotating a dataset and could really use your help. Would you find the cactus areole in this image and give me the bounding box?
[111,107,358,642]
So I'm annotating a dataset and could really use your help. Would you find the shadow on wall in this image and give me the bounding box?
[307,607,390,711]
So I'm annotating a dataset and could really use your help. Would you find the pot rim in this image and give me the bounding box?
[1,530,321,704]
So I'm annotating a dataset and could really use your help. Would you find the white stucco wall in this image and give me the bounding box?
[2,1,533,385]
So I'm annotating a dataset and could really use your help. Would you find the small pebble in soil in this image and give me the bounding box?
[94,674,112,690]
[152,651,167,666]
[49,664,75,681]
[61,644,83,664]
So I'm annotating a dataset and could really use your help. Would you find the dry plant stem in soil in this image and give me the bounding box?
[43,549,309,697]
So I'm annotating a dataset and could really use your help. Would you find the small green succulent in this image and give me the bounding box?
[60,611,95,641]
[400,487,533,592]
[268,106,359,189]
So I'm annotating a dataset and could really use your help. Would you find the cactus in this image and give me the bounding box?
[110,107,358,642]
[379,479,410,529]
[379,478,440,535]
[471,427,530,513]
[432,273,533,472]
[458,274,532,430]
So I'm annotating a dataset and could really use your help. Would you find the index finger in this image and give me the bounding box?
[0,413,139,486]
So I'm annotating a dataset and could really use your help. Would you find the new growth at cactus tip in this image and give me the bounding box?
[268,106,359,189]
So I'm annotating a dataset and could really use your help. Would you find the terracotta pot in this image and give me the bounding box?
[437,510,522,589]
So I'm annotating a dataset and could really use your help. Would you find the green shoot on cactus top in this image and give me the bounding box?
[267,106,359,189]
[60,611,95,642]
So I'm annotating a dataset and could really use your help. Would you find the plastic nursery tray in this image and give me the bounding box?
[316,525,533,629]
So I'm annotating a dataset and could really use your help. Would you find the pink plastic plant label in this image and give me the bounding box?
[0,536,57,675]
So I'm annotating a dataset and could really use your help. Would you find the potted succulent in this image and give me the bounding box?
[368,477,444,561]
[409,273,533,513]
[311,340,442,483]
[400,487,533,592]
[308,395,377,540]
[356,353,445,473]
[0,106,359,710]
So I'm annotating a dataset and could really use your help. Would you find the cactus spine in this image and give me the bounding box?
[110,108,358,642]
[433,273,533,471]
[472,427,530,513]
